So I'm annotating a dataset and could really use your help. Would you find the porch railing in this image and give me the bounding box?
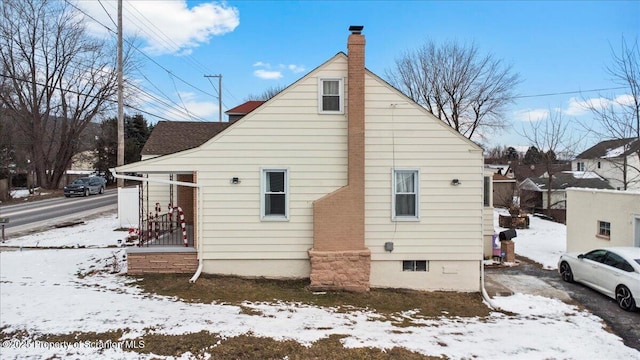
[138,213,193,247]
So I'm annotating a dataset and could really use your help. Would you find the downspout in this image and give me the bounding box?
[189,184,204,283]
[479,161,498,310]
[110,169,203,283]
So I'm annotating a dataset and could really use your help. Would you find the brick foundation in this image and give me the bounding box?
[308,249,371,292]
[127,251,198,275]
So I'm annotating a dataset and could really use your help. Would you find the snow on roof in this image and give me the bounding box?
[604,144,628,158]
[562,170,603,179]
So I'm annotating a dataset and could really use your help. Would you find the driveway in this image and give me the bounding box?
[485,257,640,351]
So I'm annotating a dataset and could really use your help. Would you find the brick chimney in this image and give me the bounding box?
[309,26,371,292]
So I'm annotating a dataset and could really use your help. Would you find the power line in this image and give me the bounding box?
[514,87,627,99]
[64,0,217,98]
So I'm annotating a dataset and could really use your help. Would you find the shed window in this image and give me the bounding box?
[598,221,611,238]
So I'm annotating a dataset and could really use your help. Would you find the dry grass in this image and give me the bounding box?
[136,273,492,318]
[2,274,494,358]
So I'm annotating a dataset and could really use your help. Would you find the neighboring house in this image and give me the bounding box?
[573,137,640,190]
[566,188,640,252]
[225,101,265,123]
[519,171,613,223]
[492,172,516,208]
[114,27,485,292]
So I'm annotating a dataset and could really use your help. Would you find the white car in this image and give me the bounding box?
[558,247,640,311]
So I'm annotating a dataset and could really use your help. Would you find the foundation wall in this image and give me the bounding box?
[127,250,198,275]
[308,249,371,292]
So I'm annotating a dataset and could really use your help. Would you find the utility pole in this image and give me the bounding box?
[204,74,222,121]
[116,0,124,187]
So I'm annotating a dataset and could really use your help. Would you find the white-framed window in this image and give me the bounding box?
[483,176,491,207]
[261,168,289,221]
[576,162,585,171]
[392,169,419,221]
[598,220,611,238]
[318,78,344,113]
[403,260,428,272]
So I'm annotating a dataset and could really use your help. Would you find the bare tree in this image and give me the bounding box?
[245,84,286,101]
[582,37,640,190]
[520,110,577,212]
[0,0,127,189]
[386,40,521,141]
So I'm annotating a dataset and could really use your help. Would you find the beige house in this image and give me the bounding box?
[573,138,640,191]
[115,27,485,292]
[566,188,640,252]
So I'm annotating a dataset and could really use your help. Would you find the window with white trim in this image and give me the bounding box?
[576,162,585,171]
[318,78,344,113]
[392,169,419,220]
[598,220,611,238]
[403,260,428,272]
[261,169,288,220]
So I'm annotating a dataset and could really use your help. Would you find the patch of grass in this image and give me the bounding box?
[135,273,492,318]
[137,332,443,359]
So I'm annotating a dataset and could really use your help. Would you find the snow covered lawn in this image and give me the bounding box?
[1,212,638,359]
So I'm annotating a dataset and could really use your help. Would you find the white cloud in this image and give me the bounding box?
[252,61,305,79]
[564,94,635,116]
[162,92,218,121]
[253,69,283,80]
[513,108,550,122]
[287,64,306,73]
[78,1,239,56]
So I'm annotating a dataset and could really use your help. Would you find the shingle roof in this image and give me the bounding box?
[141,121,232,156]
[576,137,640,159]
[224,100,265,115]
[510,163,571,182]
[527,171,613,191]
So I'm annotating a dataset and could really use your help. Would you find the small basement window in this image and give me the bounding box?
[402,260,428,272]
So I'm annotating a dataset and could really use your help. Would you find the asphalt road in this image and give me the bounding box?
[0,189,117,238]
[486,257,640,351]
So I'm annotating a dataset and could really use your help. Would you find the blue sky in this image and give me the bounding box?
[77,0,640,150]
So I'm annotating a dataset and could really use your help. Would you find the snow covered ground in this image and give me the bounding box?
[1,210,638,359]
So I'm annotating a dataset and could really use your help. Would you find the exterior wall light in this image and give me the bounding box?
[231,177,240,184]
[451,179,461,186]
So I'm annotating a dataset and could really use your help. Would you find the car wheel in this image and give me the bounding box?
[65,195,70,198]
[84,188,89,197]
[615,285,637,311]
[559,261,574,283]
[99,186,104,194]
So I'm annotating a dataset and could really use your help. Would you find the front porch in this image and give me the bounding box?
[115,171,200,275]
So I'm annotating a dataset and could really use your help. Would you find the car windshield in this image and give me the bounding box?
[72,178,89,185]
[635,259,640,266]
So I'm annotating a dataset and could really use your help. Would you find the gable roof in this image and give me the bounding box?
[524,171,613,191]
[576,137,640,160]
[510,163,571,182]
[225,101,265,115]
[141,121,232,156]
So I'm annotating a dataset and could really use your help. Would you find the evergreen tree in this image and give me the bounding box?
[523,146,542,165]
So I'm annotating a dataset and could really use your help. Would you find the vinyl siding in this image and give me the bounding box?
[363,74,483,262]
[118,55,350,267]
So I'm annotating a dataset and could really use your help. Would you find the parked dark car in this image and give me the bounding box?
[63,177,106,197]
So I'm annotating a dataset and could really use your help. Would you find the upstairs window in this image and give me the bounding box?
[393,169,419,220]
[261,169,288,221]
[318,78,344,113]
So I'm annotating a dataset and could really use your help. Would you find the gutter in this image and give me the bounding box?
[109,168,204,283]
